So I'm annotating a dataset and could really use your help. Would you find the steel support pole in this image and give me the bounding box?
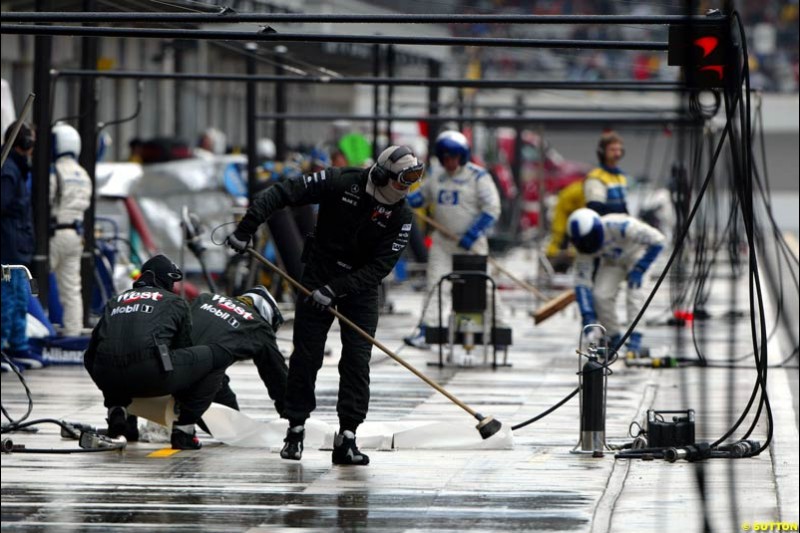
[386,44,395,146]
[426,58,441,165]
[78,0,98,327]
[30,0,52,307]
[371,44,380,161]
[508,95,525,238]
[537,124,547,237]
[456,90,464,132]
[273,48,286,161]
[245,42,258,203]
[173,40,185,141]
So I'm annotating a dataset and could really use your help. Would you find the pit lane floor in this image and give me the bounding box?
[1,249,798,532]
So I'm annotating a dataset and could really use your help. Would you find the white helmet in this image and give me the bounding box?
[201,127,227,155]
[241,285,284,331]
[257,138,276,160]
[52,122,82,159]
[567,208,604,254]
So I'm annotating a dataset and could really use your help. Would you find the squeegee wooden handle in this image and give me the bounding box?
[532,289,576,324]
[246,247,480,419]
[416,212,547,300]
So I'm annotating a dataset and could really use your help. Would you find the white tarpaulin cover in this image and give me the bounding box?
[129,396,514,450]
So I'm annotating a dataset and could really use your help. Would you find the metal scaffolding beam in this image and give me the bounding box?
[0,12,721,25]
[253,112,700,127]
[0,25,669,50]
[53,69,686,92]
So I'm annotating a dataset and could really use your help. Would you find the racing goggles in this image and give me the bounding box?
[394,163,425,186]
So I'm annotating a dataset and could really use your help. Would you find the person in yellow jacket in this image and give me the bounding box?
[545,179,585,272]
[584,131,628,215]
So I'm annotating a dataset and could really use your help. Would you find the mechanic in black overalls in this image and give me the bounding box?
[226,146,423,465]
[190,285,287,418]
[84,255,233,450]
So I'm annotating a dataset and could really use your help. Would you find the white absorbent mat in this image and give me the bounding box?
[129,396,514,450]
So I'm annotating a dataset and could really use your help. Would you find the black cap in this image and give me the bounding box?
[134,254,183,292]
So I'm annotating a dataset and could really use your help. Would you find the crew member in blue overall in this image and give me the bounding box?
[1,121,37,370]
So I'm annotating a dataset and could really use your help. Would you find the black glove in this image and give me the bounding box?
[225,230,251,254]
[306,285,336,312]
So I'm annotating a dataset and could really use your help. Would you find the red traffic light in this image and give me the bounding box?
[668,15,732,89]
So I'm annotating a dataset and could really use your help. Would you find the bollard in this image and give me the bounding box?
[580,355,606,452]
[571,324,609,456]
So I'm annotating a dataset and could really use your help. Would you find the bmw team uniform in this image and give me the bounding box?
[572,213,665,350]
[50,154,93,336]
[407,161,502,326]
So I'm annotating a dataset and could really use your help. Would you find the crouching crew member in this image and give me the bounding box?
[190,285,288,417]
[84,255,233,450]
[567,208,665,357]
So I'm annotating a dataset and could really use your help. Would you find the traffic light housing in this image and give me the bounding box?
[668,13,734,89]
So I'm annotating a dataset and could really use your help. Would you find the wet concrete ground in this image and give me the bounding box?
[1,248,798,532]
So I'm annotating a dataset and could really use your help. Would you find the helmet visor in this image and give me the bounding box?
[395,163,425,186]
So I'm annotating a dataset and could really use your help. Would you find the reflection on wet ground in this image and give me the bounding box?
[2,253,798,532]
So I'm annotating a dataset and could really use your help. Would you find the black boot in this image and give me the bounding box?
[280,426,304,460]
[106,407,128,439]
[171,424,202,450]
[332,430,369,466]
[125,415,140,442]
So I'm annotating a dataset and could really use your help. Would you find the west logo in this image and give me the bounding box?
[209,295,255,321]
[116,291,164,303]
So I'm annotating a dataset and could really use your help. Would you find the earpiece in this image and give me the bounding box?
[371,165,390,187]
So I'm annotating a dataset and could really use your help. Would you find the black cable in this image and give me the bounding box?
[604,12,778,459]
[510,76,737,431]
[511,386,579,431]
[3,445,124,454]
[1,355,124,454]
[731,12,773,454]
[611,89,736,360]
[0,351,34,427]
[708,13,774,456]
[3,418,79,435]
